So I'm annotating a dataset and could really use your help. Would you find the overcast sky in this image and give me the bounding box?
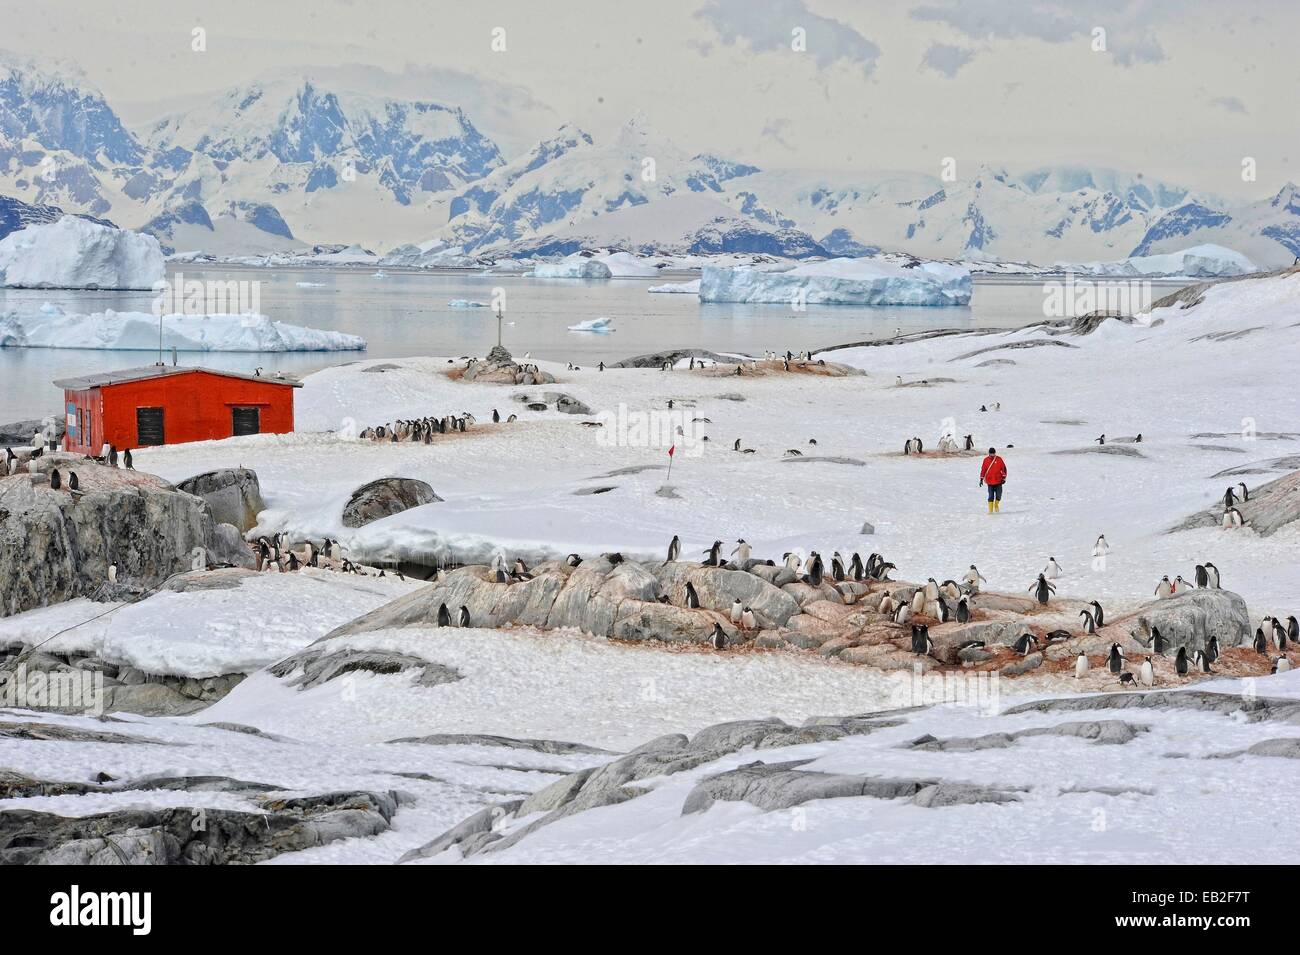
[5,0,1296,196]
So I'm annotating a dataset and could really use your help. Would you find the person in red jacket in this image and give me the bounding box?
[979,447,1007,513]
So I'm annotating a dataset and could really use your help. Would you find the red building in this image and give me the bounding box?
[54,365,302,454]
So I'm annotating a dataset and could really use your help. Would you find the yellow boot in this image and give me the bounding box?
[994,500,1000,512]
[988,501,995,514]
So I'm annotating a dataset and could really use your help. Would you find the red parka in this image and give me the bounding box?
[980,454,1007,485]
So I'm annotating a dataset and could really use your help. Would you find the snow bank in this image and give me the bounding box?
[566,316,614,333]
[0,306,366,352]
[533,254,613,279]
[648,278,701,294]
[1061,244,1257,278]
[699,256,972,306]
[0,216,164,290]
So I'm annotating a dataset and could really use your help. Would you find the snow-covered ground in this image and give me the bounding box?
[0,305,366,351]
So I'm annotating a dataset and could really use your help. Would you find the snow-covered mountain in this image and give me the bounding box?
[2,50,1297,266]
[0,194,113,240]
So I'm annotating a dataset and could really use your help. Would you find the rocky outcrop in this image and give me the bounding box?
[1168,468,1300,537]
[176,468,265,532]
[0,457,218,618]
[462,345,555,385]
[341,477,441,528]
[1128,588,1251,653]
[511,391,592,415]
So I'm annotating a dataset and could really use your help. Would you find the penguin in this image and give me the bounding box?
[923,577,939,602]
[1274,657,1293,674]
[1154,576,1172,598]
[1012,633,1037,655]
[1139,656,1155,688]
[492,409,500,423]
[1253,628,1268,654]
[910,624,934,655]
[566,553,583,567]
[733,438,742,452]
[910,588,926,615]
[1237,482,1249,503]
[1074,651,1089,679]
[731,539,751,565]
[1119,672,1137,687]
[1271,618,1288,650]
[107,562,118,584]
[806,552,824,587]
[1092,535,1109,557]
[849,552,864,581]
[711,623,727,650]
[1043,557,1063,579]
[666,535,680,563]
[741,607,756,630]
[730,599,743,624]
[1152,626,1167,655]
[1206,634,1220,664]
[831,552,846,582]
[1204,562,1220,589]
[1079,609,1096,634]
[1194,564,1208,588]
[1174,574,1189,593]
[940,579,960,601]
[962,564,986,593]
[783,551,801,575]
[894,603,911,625]
[878,594,896,616]
[1090,600,1105,628]
[437,603,451,627]
[1222,507,1244,528]
[1096,434,1105,445]
[1223,486,1236,509]
[48,468,61,490]
[1193,649,1212,673]
[68,471,79,492]
[458,606,471,627]
[956,595,970,623]
[703,540,722,567]
[288,552,300,571]
[935,597,950,622]
[874,561,896,581]
[1289,616,1299,645]
[1174,646,1188,676]
[1108,643,1124,673]
[685,581,700,609]
[1029,574,1055,605]
[490,554,508,583]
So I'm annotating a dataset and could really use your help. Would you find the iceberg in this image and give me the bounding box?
[648,279,701,294]
[698,256,972,306]
[595,251,661,277]
[533,254,613,279]
[567,317,614,333]
[0,217,164,290]
[1059,244,1258,278]
[447,299,489,308]
[0,307,366,352]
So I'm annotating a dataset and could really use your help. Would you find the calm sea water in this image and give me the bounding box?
[0,266,1190,422]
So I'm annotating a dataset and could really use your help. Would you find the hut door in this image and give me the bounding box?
[136,407,165,446]
[231,406,261,436]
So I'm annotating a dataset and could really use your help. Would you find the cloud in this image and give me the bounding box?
[1210,95,1248,114]
[909,0,1166,67]
[696,0,883,76]
[920,43,975,77]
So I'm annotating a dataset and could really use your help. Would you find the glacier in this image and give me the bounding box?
[699,256,972,306]
[0,306,366,352]
[1059,244,1258,278]
[0,217,164,290]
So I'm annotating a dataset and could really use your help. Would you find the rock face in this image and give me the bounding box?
[462,345,556,385]
[341,477,441,528]
[1129,588,1251,653]
[176,468,265,532]
[1169,468,1300,537]
[0,458,217,617]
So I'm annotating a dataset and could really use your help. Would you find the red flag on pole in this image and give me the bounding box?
[668,445,675,457]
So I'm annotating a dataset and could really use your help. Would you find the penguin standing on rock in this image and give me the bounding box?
[1154,576,1173,598]
[1090,600,1106,628]
[1206,634,1220,664]
[702,541,722,567]
[741,607,756,630]
[1079,609,1097,634]
[1012,633,1038,655]
[665,535,680,564]
[1253,628,1268,654]
[1175,646,1188,676]
[685,581,700,609]
[1151,626,1167,655]
[1029,574,1055,605]
[711,623,727,650]
[910,625,934,655]
[1275,657,1293,674]
[458,606,471,627]
[124,449,134,470]
[1139,656,1155,687]
[437,603,451,627]
[107,562,118,584]
[1205,563,1221,588]
[1074,651,1089,679]
[49,468,61,490]
[1193,649,1212,673]
[68,471,79,492]
[1195,564,1209,588]
[730,599,743,624]
[956,595,970,623]
[1108,643,1125,673]
[807,552,824,587]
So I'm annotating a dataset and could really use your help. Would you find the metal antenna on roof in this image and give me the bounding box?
[156,312,164,366]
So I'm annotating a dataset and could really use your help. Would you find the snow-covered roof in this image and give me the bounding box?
[53,365,303,390]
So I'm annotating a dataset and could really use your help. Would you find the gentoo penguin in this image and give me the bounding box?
[1012,633,1037,655]
[1090,600,1105,628]
[910,625,934,655]
[1193,649,1212,673]
[1074,651,1089,679]
[878,594,896,616]
[1043,557,1063,579]
[1139,656,1155,688]
[1275,657,1293,674]
[1154,576,1173,598]
[910,588,926,615]
[935,597,951,622]
[68,471,79,491]
[513,557,530,578]
[1029,574,1055,605]
[923,578,940,602]
[288,552,300,571]
[1175,646,1188,676]
[1237,482,1249,503]
[1119,672,1137,686]
[492,409,500,423]
[703,540,722,567]
[733,438,742,452]
[1272,618,1288,650]
[956,596,970,623]
[940,579,961,601]
[1045,629,1071,643]
[1194,564,1209,588]
[1253,628,1268,654]
[1092,535,1109,557]
[731,539,751,565]
[665,535,680,563]
[566,553,583,567]
[1152,626,1167,655]
[1289,616,1299,645]
[894,603,912,625]
[962,564,986,593]
[806,553,824,587]
[1223,486,1236,509]
[458,606,471,627]
[875,561,896,581]
[1206,634,1220,664]
[1096,434,1105,445]
[107,562,118,584]
[711,623,727,650]
[730,599,743,624]
[741,607,756,629]
[831,552,846,582]
[1079,609,1097,634]
[685,581,700,609]
[1108,643,1125,673]
[49,468,61,490]
[1174,574,1190,593]
[1204,563,1220,589]
[849,552,865,581]
[1222,507,1244,528]
[437,603,451,627]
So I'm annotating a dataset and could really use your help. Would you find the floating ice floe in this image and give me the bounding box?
[533,254,613,279]
[0,216,164,290]
[296,281,328,288]
[567,316,614,333]
[648,278,702,294]
[699,256,972,306]
[0,306,366,352]
[447,299,489,308]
